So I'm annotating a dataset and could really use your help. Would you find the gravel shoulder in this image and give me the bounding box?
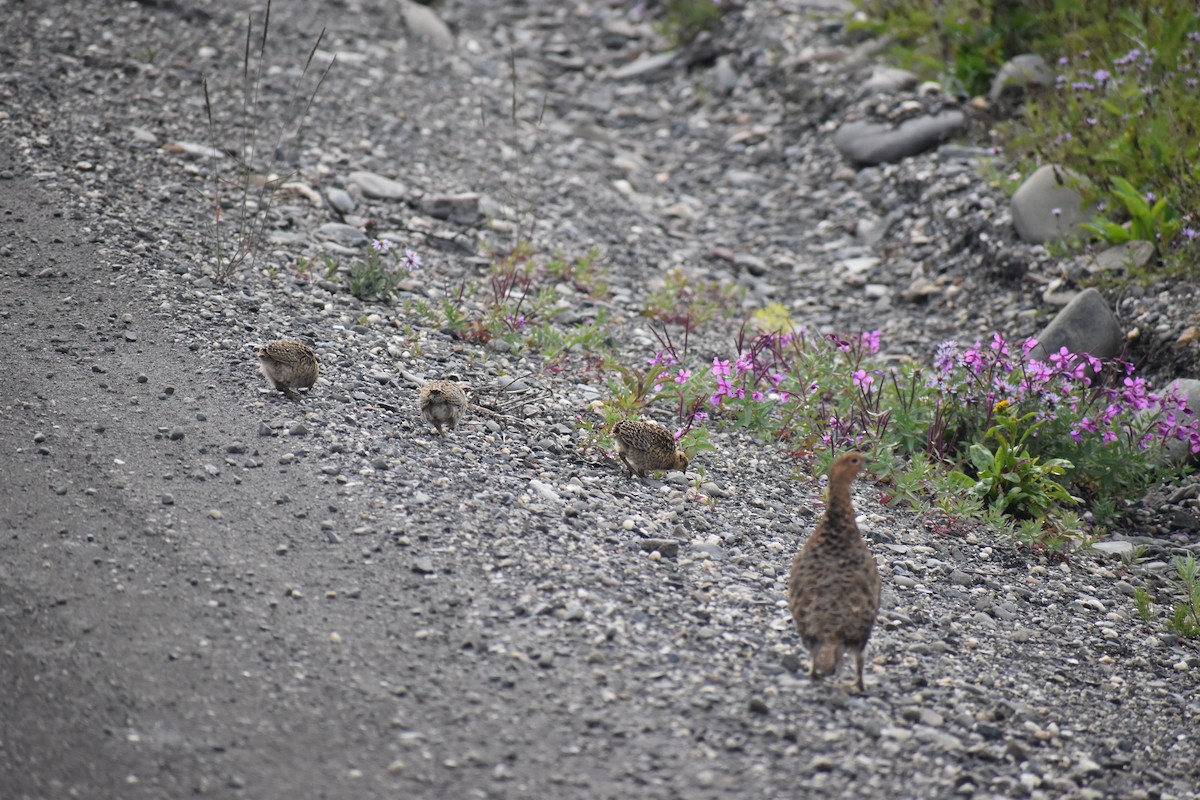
[2,1,1199,799]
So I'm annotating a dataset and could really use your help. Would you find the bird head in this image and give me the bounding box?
[830,451,868,483]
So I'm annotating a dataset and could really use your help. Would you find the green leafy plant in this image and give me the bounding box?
[347,239,419,302]
[948,416,1080,521]
[1080,176,1182,256]
[1133,586,1154,622]
[1166,553,1200,637]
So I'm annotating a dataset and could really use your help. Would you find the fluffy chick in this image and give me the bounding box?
[612,419,689,478]
[787,452,881,692]
[419,380,468,435]
[258,340,319,400]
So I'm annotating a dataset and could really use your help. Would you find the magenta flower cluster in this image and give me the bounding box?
[927,334,1200,457]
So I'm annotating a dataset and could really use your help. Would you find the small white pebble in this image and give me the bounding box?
[329,632,342,644]
[622,518,635,530]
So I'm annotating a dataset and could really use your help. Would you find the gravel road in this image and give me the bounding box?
[2,1,1199,798]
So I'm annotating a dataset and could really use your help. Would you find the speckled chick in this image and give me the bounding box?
[419,380,468,435]
[788,452,881,693]
[612,419,689,478]
[258,340,318,399]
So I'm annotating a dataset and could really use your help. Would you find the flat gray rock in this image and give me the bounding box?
[1083,240,1155,274]
[860,66,918,95]
[347,170,410,200]
[1031,287,1123,361]
[317,222,369,246]
[1011,164,1093,243]
[611,50,678,81]
[834,111,965,166]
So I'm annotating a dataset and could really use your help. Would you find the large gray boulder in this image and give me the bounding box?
[1011,164,1093,243]
[1031,287,1123,361]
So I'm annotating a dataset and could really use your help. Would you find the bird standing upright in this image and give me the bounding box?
[612,419,689,478]
[788,452,881,692]
[258,340,319,400]
[418,379,468,435]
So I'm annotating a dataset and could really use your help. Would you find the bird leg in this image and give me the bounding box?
[618,453,635,478]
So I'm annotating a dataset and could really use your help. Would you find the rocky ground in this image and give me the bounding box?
[2,0,1199,798]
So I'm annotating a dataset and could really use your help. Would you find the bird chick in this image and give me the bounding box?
[787,452,881,693]
[419,380,468,435]
[612,419,689,478]
[258,340,319,400]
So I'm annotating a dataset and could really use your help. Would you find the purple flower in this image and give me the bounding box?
[990,333,1009,355]
[1022,337,1039,356]
[1122,376,1152,410]
[674,368,691,384]
[404,248,421,270]
[1093,69,1111,84]
[852,369,873,389]
[1145,191,1157,203]
[712,358,731,377]
[735,353,755,375]
[372,238,391,253]
[962,345,984,375]
[861,329,882,355]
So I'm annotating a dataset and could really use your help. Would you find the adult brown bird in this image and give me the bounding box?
[788,451,881,692]
[257,340,319,400]
[612,419,689,478]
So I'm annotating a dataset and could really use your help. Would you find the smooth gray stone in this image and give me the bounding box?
[1030,287,1122,361]
[834,111,965,166]
[399,0,454,51]
[990,54,1053,103]
[347,171,409,200]
[860,66,918,95]
[317,222,369,246]
[1010,164,1093,243]
[326,187,356,215]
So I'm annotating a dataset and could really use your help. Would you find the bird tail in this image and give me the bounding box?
[811,641,843,679]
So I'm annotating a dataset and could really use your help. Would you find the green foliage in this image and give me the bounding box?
[593,321,1200,550]
[849,0,1045,96]
[1133,586,1153,622]
[1166,553,1200,638]
[1080,176,1182,258]
[545,247,608,298]
[642,268,744,335]
[852,1,1200,274]
[948,417,1080,521]
[347,244,409,302]
[653,0,725,47]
